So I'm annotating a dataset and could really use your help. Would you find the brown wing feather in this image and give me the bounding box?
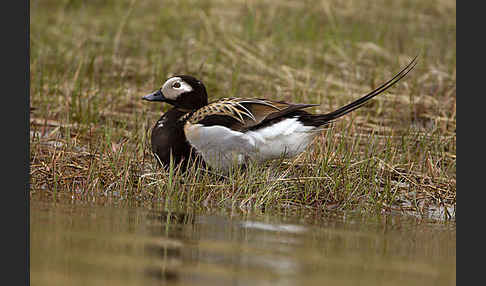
[182,97,318,131]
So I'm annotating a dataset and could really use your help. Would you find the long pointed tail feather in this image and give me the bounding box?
[314,55,418,125]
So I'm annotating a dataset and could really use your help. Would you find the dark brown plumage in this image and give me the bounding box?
[143,75,207,171]
[148,108,200,170]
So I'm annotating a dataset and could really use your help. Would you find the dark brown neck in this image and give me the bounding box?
[175,107,194,113]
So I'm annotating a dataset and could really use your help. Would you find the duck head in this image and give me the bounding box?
[143,75,208,110]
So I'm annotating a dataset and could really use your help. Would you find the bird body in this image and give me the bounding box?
[181,98,320,170]
[143,56,417,172]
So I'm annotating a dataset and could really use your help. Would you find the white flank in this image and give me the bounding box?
[247,117,316,160]
[184,124,257,170]
[185,117,319,171]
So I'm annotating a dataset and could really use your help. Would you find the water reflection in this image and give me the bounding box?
[30,197,455,286]
[141,210,187,283]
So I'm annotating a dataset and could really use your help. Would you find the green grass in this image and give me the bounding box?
[30,0,456,219]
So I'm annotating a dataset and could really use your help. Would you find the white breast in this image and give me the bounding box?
[184,118,319,171]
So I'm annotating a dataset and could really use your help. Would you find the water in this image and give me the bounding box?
[30,197,455,286]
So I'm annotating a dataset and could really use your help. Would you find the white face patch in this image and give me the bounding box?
[161,77,193,100]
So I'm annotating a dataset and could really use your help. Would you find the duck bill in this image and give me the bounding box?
[142,89,166,102]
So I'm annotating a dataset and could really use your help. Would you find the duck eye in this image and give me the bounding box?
[172,82,181,88]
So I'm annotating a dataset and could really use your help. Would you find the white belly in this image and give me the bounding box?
[184,118,318,171]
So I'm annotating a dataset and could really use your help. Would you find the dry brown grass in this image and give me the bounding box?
[30,0,456,220]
